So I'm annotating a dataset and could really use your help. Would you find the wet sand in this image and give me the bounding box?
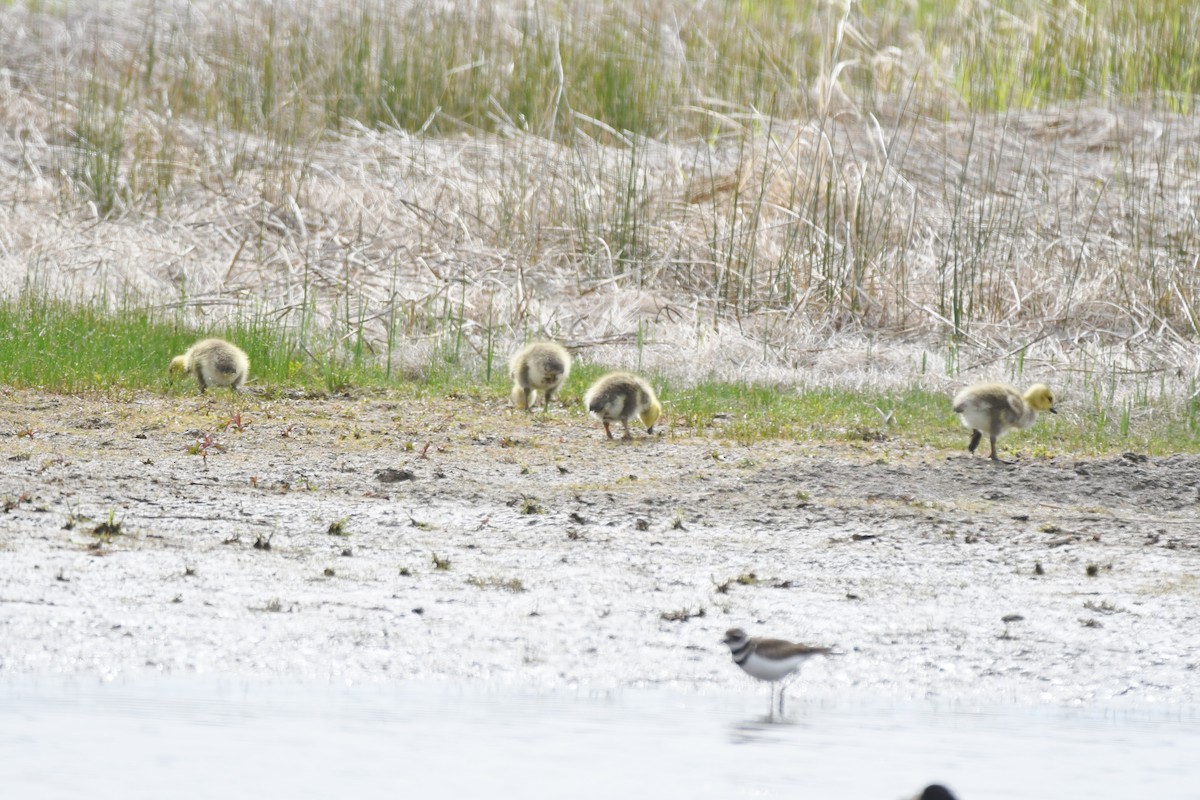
[2,389,1198,705]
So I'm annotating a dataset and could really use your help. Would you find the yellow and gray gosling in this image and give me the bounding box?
[509,341,571,412]
[952,382,1056,462]
[582,371,661,440]
[170,338,250,394]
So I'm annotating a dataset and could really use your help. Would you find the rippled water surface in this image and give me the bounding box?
[4,677,1197,799]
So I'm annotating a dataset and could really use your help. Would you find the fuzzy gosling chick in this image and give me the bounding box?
[582,371,661,440]
[509,341,571,412]
[952,382,1055,462]
[170,338,250,394]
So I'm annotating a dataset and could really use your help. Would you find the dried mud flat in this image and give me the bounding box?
[2,389,1199,707]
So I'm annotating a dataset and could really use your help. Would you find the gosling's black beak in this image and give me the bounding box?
[1050,407,1058,414]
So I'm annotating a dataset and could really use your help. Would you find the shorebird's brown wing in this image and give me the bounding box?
[753,638,833,659]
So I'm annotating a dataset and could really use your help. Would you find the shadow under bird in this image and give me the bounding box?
[508,341,571,412]
[952,381,1056,462]
[170,338,250,394]
[723,627,833,718]
[582,371,661,440]
[915,785,959,800]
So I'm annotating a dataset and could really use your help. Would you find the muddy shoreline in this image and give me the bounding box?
[1,390,1198,705]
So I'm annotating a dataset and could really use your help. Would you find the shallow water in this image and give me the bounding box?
[2,677,1196,799]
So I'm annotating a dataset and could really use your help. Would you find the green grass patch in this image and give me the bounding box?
[0,291,391,394]
[3,291,1200,456]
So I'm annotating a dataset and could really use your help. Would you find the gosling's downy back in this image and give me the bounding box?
[583,371,660,439]
[508,341,571,411]
[171,338,250,393]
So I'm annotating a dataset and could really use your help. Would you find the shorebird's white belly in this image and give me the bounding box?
[739,651,810,682]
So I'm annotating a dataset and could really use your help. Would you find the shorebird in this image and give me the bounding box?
[723,627,833,718]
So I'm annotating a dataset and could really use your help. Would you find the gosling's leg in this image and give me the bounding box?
[621,420,633,440]
[602,421,613,439]
[517,366,532,411]
[967,429,982,454]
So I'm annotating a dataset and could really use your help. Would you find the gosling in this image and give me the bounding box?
[509,341,572,412]
[582,371,661,440]
[952,382,1056,462]
[170,338,250,394]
